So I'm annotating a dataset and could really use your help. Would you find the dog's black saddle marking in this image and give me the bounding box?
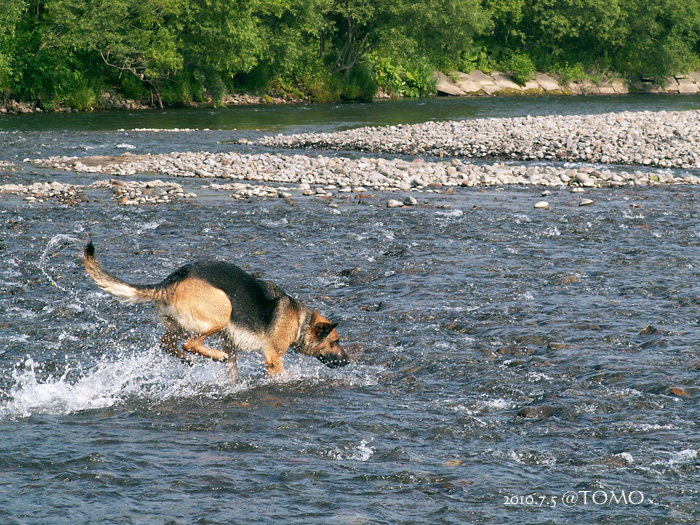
[160,261,284,331]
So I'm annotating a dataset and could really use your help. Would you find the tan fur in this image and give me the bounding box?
[158,278,232,335]
[183,333,229,361]
[155,278,232,361]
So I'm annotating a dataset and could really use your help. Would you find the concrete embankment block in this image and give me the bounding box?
[434,72,465,96]
[468,70,500,94]
[433,69,700,98]
[534,73,562,93]
[677,78,699,94]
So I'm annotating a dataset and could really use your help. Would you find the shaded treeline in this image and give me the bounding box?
[0,0,698,109]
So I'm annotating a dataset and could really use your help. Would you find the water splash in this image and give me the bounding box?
[0,347,377,419]
[39,234,83,292]
[40,234,111,324]
[1,349,246,419]
[1,235,378,419]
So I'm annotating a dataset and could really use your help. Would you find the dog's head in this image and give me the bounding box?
[298,312,349,368]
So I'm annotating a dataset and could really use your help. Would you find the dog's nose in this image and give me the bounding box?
[318,351,350,368]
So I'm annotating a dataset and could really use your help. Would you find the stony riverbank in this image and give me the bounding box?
[2,70,699,114]
[251,110,700,169]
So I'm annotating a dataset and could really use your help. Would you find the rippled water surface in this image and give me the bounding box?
[2,97,700,523]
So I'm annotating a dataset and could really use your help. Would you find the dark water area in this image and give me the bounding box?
[3,94,700,134]
[2,94,700,164]
[2,96,700,523]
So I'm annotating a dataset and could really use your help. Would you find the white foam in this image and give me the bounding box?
[327,439,374,461]
[544,226,561,237]
[667,448,698,467]
[525,371,553,382]
[450,397,514,415]
[614,452,634,464]
[0,351,241,419]
[436,209,464,218]
[136,221,163,233]
[5,307,37,320]
[508,449,556,466]
[647,448,699,474]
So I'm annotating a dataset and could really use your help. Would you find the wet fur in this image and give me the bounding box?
[83,241,348,379]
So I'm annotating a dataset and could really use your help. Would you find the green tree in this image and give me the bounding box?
[616,0,700,76]
[73,0,185,107]
[180,0,267,99]
[479,0,700,77]
[0,0,26,94]
[320,0,487,77]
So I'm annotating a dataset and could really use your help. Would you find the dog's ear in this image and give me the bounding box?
[313,321,338,340]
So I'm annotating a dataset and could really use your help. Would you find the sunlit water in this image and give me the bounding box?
[2,96,700,523]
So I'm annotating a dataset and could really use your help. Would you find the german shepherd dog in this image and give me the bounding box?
[83,241,348,380]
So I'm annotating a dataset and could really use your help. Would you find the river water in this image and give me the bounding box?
[2,95,700,523]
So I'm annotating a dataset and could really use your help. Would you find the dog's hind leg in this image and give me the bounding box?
[182,330,229,361]
[161,330,194,364]
[222,335,238,383]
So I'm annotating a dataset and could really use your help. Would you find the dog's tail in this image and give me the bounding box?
[84,240,163,304]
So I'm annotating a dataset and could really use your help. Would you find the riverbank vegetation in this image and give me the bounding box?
[1,0,699,110]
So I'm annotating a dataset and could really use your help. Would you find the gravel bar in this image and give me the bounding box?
[31,148,698,197]
[250,110,700,169]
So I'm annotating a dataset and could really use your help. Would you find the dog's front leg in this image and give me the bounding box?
[263,345,287,376]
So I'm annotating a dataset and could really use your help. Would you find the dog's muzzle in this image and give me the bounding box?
[317,351,350,368]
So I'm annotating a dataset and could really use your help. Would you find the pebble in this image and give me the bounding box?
[92,179,194,205]
[669,387,690,398]
[579,199,595,206]
[534,201,550,209]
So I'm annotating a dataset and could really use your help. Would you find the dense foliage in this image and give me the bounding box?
[1,0,699,109]
[476,0,700,80]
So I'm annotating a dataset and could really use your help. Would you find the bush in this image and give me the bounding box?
[460,45,497,73]
[500,52,535,86]
[159,71,203,107]
[117,75,150,102]
[65,83,99,111]
[336,61,378,102]
[554,62,588,83]
[373,56,436,97]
